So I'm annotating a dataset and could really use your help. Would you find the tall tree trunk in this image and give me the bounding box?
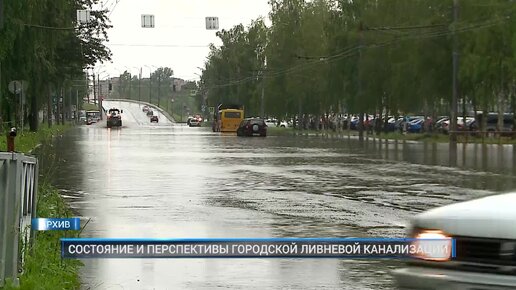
[482,103,488,137]
[497,91,504,135]
[510,88,516,139]
[47,87,52,128]
[358,112,364,141]
[29,82,38,132]
[61,87,65,125]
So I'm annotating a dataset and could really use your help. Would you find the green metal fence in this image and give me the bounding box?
[0,152,38,287]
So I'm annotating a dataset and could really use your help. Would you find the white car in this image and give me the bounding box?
[189,119,201,127]
[392,192,516,289]
[265,119,278,127]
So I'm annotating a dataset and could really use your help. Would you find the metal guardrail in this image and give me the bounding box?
[0,152,38,287]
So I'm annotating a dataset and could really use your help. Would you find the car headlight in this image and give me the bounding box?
[411,229,452,262]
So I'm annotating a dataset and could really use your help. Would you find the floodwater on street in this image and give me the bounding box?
[38,100,516,289]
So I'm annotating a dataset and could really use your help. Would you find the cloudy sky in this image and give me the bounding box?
[97,0,271,81]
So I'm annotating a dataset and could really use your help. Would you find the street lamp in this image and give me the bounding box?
[144,65,157,104]
[96,71,110,120]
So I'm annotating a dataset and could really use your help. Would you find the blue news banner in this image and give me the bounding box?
[32,218,81,231]
[61,238,456,259]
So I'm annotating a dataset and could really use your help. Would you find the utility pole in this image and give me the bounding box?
[47,86,52,128]
[128,73,132,100]
[149,72,152,103]
[69,87,72,122]
[260,72,265,118]
[76,89,79,124]
[0,0,4,30]
[450,0,459,161]
[119,75,122,98]
[98,74,102,120]
[86,71,90,103]
[158,73,161,107]
[0,0,4,128]
[358,21,364,142]
[93,72,97,107]
[56,86,61,125]
[260,57,266,118]
[20,81,25,130]
[61,87,65,124]
[138,68,142,103]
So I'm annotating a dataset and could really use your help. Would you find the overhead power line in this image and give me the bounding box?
[202,14,511,90]
[108,0,122,17]
[365,23,447,31]
[108,43,210,48]
[20,23,94,30]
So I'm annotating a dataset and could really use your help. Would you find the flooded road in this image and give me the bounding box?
[42,100,516,289]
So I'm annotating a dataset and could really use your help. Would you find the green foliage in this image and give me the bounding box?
[0,0,112,131]
[199,0,516,120]
[0,124,70,153]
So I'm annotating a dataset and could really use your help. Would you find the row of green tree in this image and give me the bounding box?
[0,0,111,131]
[200,0,516,131]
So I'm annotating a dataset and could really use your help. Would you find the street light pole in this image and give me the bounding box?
[76,88,79,124]
[158,72,161,107]
[98,74,103,120]
[139,67,142,103]
[92,72,97,107]
[449,0,459,165]
[129,73,132,100]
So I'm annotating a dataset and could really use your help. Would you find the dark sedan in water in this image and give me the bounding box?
[237,118,267,137]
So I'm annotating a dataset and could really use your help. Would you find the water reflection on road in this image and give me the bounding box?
[40,101,516,289]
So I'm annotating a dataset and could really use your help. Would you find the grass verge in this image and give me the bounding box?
[2,184,83,290]
[1,124,81,290]
[0,125,71,153]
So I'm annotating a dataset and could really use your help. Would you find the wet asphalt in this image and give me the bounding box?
[40,100,516,289]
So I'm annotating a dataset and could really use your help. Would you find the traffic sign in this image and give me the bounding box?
[77,10,91,24]
[208,107,214,114]
[141,15,155,28]
[205,17,219,30]
[8,80,27,95]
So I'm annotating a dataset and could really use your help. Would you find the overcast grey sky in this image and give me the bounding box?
[97,0,271,81]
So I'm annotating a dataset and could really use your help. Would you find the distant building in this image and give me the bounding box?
[172,78,185,92]
[98,79,110,99]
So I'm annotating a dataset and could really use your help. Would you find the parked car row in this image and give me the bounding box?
[264,119,290,128]
[308,112,516,135]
